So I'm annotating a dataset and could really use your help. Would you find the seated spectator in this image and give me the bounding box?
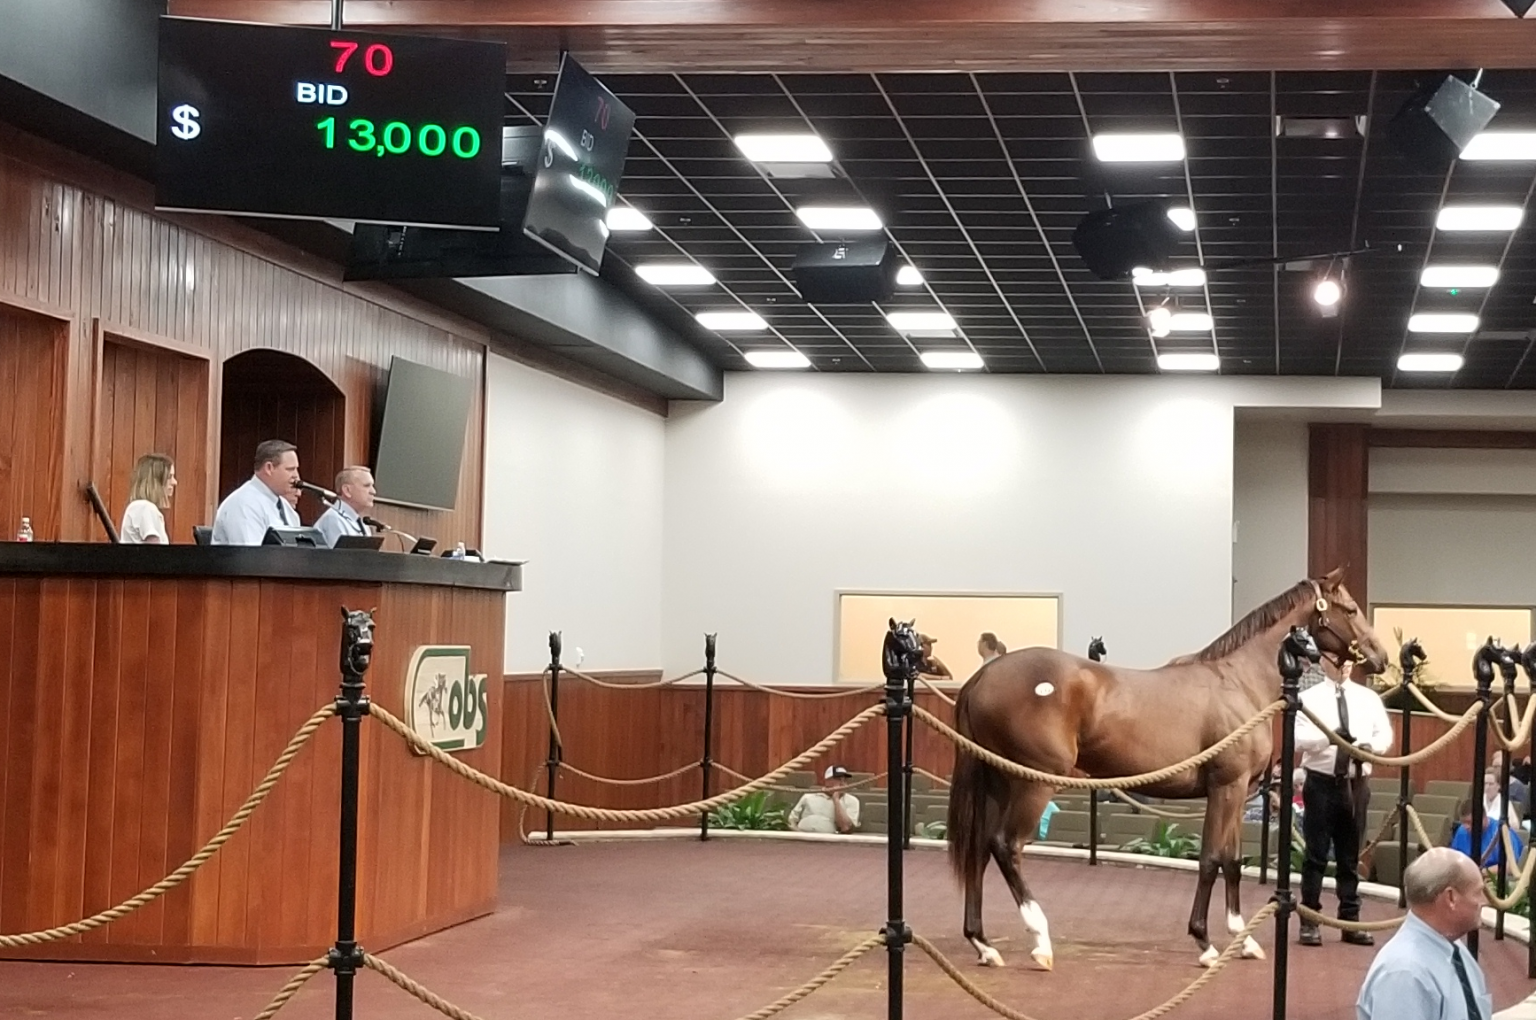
[1037,799,1059,839]
[788,765,861,834]
[1491,752,1527,820]
[1483,769,1519,829]
[1450,797,1523,870]
[918,634,952,680]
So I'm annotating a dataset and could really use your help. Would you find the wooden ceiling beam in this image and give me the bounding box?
[165,0,1536,73]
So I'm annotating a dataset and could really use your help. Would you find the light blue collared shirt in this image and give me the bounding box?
[1357,911,1492,1020]
[314,500,368,548]
[211,476,295,546]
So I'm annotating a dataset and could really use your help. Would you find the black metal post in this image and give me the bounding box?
[1468,640,1497,959]
[545,632,563,843]
[1088,789,1099,865]
[881,630,914,1020]
[1397,639,1424,911]
[700,633,717,842]
[330,0,344,29]
[903,670,917,849]
[330,609,373,1020]
[1258,766,1272,885]
[1495,648,1519,940]
[1272,626,1313,1020]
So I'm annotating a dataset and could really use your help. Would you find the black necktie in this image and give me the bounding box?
[1451,946,1484,1020]
[1333,685,1352,777]
[276,497,291,526]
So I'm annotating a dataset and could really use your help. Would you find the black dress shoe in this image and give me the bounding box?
[1299,923,1322,946]
[1341,929,1374,946]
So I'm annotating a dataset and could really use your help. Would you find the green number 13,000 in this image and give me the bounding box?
[315,117,481,159]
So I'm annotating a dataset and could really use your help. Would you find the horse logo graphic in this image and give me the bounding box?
[417,671,450,735]
[404,646,488,754]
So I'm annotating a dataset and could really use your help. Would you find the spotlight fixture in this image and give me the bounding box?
[1313,279,1343,307]
[696,311,768,331]
[1147,304,1172,337]
[1397,352,1465,373]
[919,351,984,371]
[744,350,811,369]
[1157,352,1220,372]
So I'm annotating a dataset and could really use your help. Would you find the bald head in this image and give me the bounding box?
[333,465,376,513]
[1404,847,1487,939]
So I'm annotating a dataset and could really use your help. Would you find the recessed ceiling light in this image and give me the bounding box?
[733,134,833,163]
[1460,131,1536,160]
[635,263,715,287]
[1166,206,1197,231]
[886,310,957,333]
[795,206,883,231]
[1397,352,1464,373]
[1407,312,1479,333]
[1091,133,1186,162]
[1169,312,1214,332]
[1313,279,1343,307]
[696,311,767,331]
[896,265,925,286]
[920,351,984,371]
[1435,205,1524,231]
[1157,352,1220,372]
[606,206,653,232]
[1275,116,1365,139]
[744,349,811,369]
[1132,266,1206,287]
[1420,265,1500,288]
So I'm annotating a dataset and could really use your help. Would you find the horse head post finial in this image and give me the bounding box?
[1279,626,1319,685]
[338,607,375,706]
[882,618,921,684]
[1398,638,1426,684]
[1521,642,1536,691]
[1474,637,1502,694]
[1087,637,1106,662]
[1496,640,1520,693]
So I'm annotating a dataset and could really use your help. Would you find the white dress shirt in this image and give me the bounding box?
[314,500,368,548]
[1357,911,1491,1019]
[1294,677,1395,777]
[211,476,296,546]
[119,499,168,544]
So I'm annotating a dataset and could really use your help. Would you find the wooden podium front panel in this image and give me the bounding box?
[0,574,505,964]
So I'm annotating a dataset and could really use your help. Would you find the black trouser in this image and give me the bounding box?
[1300,770,1370,920]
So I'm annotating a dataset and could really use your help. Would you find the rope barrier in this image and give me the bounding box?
[366,953,486,1020]
[1405,804,1438,852]
[918,675,957,706]
[1107,789,1205,820]
[912,701,1285,790]
[915,766,952,788]
[1403,682,1464,723]
[911,902,1276,1020]
[560,759,703,787]
[1491,692,1536,751]
[716,670,886,700]
[0,702,337,946]
[372,702,885,823]
[1299,701,1482,767]
[1485,829,1536,912]
[541,671,563,750]
[560,665,704,690]
[250,956,330,1020]
[1294,905,1404,933]
[713,763,891,795]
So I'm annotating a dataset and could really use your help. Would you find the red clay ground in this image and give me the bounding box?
[2,839,1533,1020]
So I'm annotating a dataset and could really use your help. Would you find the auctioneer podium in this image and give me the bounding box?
[0,543,519,964]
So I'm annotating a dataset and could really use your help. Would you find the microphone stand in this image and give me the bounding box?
[361,514,419,553]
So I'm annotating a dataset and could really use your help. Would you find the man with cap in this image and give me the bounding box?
[788,765,862,834]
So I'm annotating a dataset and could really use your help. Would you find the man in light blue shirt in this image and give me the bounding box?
[314,466,376,547]
[1357,846,1492,1020]
[211,440,302,545]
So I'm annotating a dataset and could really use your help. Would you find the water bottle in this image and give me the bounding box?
[16,517,33,542]
[451,541,466,560]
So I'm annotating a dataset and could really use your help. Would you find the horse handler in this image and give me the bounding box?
[1293,662,1395,946]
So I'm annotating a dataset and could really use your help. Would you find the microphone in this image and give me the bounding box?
[361,515,392,532]
[296,480,338,502]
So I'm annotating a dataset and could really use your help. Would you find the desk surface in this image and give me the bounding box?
[0,542,522,591]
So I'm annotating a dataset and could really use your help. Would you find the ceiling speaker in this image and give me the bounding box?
[792,240,899,304]
[1071,202,1183,281]
[1387,75,1501,173]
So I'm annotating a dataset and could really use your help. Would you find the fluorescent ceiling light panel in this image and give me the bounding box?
[1166,206,1197,231]
[605,206,653,232]
[744,350,811,369]
[1168,312,1214,331]
[1407,312,1479,333]
[635,263,715,286]
[919,351,984,371]
[1091,133,1186,162]
[733,134,833,163]
[896,265,925,286]
[1435,205,1524,231]
[1420,265,1499,288]
[1397,352,1464,373]
[696,311,767,331]
[1132,266,1206,287]
[1157,352,1220,372]
[795,206,883,231]
[885,311,956,333]
[1460,132,1536,161]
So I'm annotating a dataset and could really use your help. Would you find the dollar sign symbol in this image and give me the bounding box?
[170,104,201,141]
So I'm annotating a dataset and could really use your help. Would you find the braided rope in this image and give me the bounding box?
[0,702,337,946]
[366,953,485,1020]
[1359,808,1401,858]
[372,703,884,823]
[1403,682,1464,723]
[560,665,704,690]
[1107,789,1205,820]
[560,759,703,786]
[1405,804,1438,852]
[918,676,957,706]
[1295,905,1404,933]
[716,670,887,700]
[915,766,952,788]
[1300,701,1482,767]
[1485,829,1536,912]
[540,670,563,750]
[912,701,1284,790]
[911,903,1275,1020]
[713,763,890,795]
[250,956,331,1020]
[1491,693,1536,751]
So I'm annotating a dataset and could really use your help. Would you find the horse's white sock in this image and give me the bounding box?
[970,937,1004,967]
[1020,900,1053,969]
[1227,911,1265,959]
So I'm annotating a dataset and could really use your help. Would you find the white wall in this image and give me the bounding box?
[1231,419,1310,619]
[662,374,1376,683]
[482,354,666,673]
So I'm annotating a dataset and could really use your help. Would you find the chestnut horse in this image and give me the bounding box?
[947,569,1388,969]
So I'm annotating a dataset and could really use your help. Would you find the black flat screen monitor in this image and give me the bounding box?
[521,53,636,274]
[155,16,505,229]
[371,358,475,511]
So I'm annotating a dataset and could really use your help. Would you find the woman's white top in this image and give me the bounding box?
[120,499,168,544]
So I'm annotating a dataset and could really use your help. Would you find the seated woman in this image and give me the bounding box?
[1450,796,1524,870]
[119,453,177,544]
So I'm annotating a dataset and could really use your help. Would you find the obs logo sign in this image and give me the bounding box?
[405,646,489,753]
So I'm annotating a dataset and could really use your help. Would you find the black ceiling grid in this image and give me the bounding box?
[503,71,1536,388]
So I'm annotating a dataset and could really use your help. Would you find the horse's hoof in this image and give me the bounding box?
[1031,950,1054,972]
[977,946,1005,968]
[1241,937,1266,960]
[1198,945,1219,968]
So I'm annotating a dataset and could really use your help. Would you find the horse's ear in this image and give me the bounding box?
[889,617,898,631]
[1322,565,1346,590]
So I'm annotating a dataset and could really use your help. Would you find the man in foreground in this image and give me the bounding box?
[1356,847,1491,1020]
[788,765,861,834]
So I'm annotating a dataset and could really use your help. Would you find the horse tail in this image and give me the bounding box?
[947,687,996,889]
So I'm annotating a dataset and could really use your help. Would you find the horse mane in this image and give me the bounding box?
[1183,579,1314,662]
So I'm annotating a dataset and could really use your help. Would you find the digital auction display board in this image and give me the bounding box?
[155,17,506,229]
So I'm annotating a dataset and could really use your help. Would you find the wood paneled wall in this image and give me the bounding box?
[0,124,486,549]
[0,300,69,540]
[1308,423,1370,608]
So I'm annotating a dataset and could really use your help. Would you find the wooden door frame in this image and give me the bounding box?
[0,290,76,541]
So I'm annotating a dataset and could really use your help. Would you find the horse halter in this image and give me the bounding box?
[1308,580,1364,668]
